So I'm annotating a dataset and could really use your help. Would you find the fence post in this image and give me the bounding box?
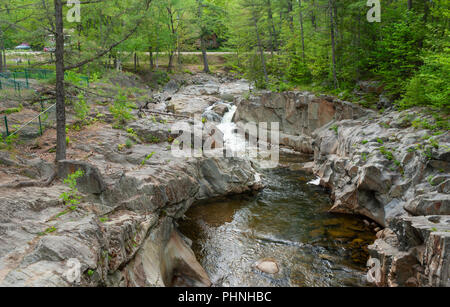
[25,70,29,88]
[4,116,9,136]
[38,114,43,136]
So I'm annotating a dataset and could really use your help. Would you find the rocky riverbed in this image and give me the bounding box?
[0,73,261,287]
[0,72,448,287]
[234,90,449,287]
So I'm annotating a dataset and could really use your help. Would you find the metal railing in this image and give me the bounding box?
[2,102,56,141]
[0,74,30,94]
[0,69,89,94]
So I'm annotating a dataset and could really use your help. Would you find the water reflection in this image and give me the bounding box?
[179,155,375,287]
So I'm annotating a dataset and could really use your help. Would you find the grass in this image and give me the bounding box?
[141,152,156,165]
[329,124,339,136]
[38,226,57,236]
[379,146,394,161]
[0,105,23,115]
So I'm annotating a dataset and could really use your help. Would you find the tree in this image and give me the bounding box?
[47,0,153,163]
[195,0,227,73]
[329,0,337,89]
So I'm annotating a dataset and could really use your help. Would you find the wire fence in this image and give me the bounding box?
[1,67,89,143]
[1,68,55,80]
[0,69,89,96]
[0,74,30,94]
[2,101,56,142]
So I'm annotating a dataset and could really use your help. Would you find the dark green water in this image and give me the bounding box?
[178,154,376,287]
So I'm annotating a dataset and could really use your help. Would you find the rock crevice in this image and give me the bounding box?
[235,90,449,287]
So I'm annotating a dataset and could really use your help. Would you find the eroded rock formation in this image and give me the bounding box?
[0,75,261,287]
[235,91,450,287]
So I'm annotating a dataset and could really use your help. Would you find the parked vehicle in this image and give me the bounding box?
[14,43,31,50]
[43,47,55,52]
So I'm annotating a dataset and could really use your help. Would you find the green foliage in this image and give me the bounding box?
[329,125,338,136]
[74,94,90,122]
[3,134,19,150]
[401,36,450,112]
[141,152,156,165]
[65,71,89,87]
[38,226,57,236]
[225,0,448,114]
[110,91,135,127]
[379,146,394,161]
[60,170,85,209]
[0,105,23,115]
[149,136,161,144]
[427,175,435,186]
[125,139,134,149]
[361,152,368,162]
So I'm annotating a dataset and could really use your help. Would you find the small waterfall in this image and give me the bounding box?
[221,105,237,124]
[217,105,247,155]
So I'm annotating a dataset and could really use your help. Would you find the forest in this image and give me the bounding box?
[1,1,448,106]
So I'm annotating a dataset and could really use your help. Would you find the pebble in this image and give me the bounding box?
[255,259,279,274]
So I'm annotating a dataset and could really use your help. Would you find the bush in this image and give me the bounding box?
[60,170,84,210]
[110,91,135,126]
[73,93,90,122]
[402,49,450,112]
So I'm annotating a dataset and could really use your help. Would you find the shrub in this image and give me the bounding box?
[110,91,135,126]
[74,93,90,122]
[402,48,450,113]
[141,152,155,165]
[60,170,84,210]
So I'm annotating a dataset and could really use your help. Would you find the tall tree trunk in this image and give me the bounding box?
[177,34,181,66]
[329,0,338,89]
[298,0,306,62]
[197,0,210,73]
[311,0,317,30]
[0,30,6,72]
[167,51,174,72]
[200,36,210,73]
[356,12,361,80]
[0,29,4,73]
[266,0,277,55]
[166,6,176,72]
[407,0,412,10]
[134,52,137,72]
[54,0,66,162]
[424,0,429,22]
[149,46,154,71]
[287,0,294,32]
[252,8,268,84]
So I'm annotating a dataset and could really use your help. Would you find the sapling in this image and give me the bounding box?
[60,170,85,210]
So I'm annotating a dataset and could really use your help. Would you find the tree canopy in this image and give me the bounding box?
[0,0,448,161]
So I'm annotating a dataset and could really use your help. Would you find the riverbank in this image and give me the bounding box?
[1,71,448,287]
[234,90,450,287]
[0,73,262,286]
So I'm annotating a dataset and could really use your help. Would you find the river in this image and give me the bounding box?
[178,103,376,287]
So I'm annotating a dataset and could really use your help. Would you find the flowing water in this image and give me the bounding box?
[178,101,376,287]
